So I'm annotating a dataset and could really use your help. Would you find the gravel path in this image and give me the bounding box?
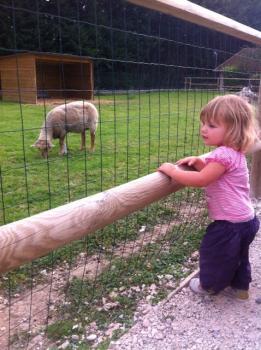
[109,211,261,350]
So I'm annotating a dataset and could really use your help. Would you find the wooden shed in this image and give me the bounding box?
[0,53,94,104]
[215,48,261,73]
[214,48,261,91]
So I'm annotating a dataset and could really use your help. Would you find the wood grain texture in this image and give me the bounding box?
[128,0,261,45]
[0,171,184,273]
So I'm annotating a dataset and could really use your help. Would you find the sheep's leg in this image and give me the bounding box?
[59,136,67,155]
[90,131,95,152]
[80,131,86,151]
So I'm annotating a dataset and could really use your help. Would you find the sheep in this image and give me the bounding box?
[236,86,258,105]
[32,101,99,158]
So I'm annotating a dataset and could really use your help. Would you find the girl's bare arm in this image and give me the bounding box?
[158,161,225,187]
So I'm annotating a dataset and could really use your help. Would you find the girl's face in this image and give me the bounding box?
[200,120,227,147]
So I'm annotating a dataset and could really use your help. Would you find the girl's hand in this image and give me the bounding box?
[176,156,206,171]
[176,156,199,167]
[157,162,177,178]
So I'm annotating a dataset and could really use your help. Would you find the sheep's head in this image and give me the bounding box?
[31,139,54,158]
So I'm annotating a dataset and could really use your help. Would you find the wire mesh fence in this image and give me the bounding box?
[0,0,261,348]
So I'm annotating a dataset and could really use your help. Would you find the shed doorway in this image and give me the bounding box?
[36,60,92,100]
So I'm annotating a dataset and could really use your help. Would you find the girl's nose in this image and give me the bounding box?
[201,124,207,133]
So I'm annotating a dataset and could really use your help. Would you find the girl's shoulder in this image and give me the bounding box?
[205,146,243,169]
[212,146,240,157]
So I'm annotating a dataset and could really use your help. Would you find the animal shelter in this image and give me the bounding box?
[215,47,261,91]
[184,47,261,91]
[0,52,94,103]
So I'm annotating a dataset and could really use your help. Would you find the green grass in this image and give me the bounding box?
[0,91,214,224]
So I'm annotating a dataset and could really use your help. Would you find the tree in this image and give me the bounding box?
[191,0,261,30]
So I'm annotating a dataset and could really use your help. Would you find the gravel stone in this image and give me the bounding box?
[86,334,97,341]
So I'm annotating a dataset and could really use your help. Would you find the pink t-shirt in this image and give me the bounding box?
[204,146,254,223]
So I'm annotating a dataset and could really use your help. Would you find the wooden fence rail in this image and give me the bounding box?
[128,0,261,46]
[0,171,184,274]
[1,141,261,275]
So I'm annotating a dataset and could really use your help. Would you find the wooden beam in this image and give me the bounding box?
[128,0,261,46]
[250,77,261,199]
[2,145,261,274]
[0,171,184,273]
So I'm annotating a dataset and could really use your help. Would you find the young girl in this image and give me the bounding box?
[158,94,260,300]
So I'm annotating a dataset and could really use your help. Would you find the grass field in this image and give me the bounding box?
[0,90,214,225]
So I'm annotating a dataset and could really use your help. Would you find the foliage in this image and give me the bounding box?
[46,319,77,340]
[191,0,261,30]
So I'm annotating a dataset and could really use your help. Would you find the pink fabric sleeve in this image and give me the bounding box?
[205,147,233,170]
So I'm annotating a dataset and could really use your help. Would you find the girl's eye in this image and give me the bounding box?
[201,121,216,128]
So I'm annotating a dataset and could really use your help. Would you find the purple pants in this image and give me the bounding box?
[200,216,260,294]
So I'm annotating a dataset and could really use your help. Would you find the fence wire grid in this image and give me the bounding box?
[0,0,261,349]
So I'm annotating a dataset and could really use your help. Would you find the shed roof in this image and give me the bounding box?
[0,52,92,64]
[215,47,261,72]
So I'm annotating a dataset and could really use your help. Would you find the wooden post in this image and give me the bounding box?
[127,0,261,46]
[0,171,184,273]
[218,73,224,92]
[250,78,261,199]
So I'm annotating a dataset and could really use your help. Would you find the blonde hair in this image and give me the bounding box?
[200,94,257,153]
